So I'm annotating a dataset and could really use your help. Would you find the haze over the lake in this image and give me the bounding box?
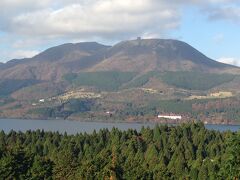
[0,0,239,66]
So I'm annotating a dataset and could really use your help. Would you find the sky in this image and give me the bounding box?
[0,0,240,66]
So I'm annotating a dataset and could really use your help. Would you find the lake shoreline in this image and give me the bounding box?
[0,118,239,134]
[0,117,240,126]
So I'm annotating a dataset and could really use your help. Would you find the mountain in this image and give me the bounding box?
[0,38,240,97]
[90,39,238,73]
[1,39,239,82]
[0,42,110,81]
[1,38,240,123]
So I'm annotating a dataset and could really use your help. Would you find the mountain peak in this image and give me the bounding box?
[105,38,235,70]
[32,41,110,62]
[117,38,184,46]
[0,38,239,82]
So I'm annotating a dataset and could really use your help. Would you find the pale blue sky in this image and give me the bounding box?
[0,0,239,66]
[171,6,240,64]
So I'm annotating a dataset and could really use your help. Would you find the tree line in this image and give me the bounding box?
[0,123,239,179]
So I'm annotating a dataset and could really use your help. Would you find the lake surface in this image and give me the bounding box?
[0,119,240,134]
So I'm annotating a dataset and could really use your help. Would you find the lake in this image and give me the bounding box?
[0,119,240,134]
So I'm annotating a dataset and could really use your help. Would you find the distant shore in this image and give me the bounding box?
[0,117,239,126]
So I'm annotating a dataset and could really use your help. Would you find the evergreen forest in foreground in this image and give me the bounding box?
[0,123,240,179]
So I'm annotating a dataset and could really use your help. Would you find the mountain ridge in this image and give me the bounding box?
[0,39,238,75]
[1,38,240,123]
[0,38,239,92]
[90,38,237,72]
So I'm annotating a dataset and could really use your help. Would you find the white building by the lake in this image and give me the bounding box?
[157,115,182,120]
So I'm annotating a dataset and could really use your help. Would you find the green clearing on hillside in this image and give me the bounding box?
[161,71,236,90]
[63,71,137,91]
